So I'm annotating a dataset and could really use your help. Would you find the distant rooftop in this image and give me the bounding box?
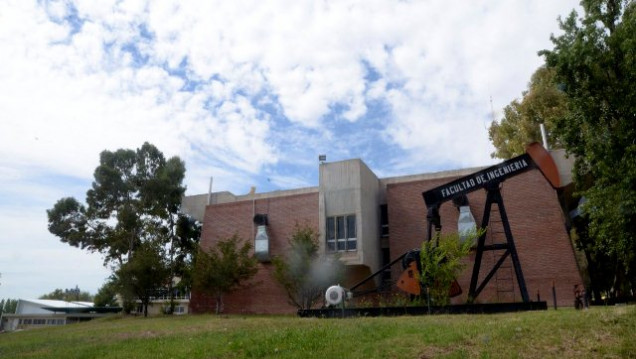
[21,299,94,308]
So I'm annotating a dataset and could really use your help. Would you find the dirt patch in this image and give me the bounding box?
[418,345,456,358]
[115,330,161,340]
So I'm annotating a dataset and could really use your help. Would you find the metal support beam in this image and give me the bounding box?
[467,184,529,303]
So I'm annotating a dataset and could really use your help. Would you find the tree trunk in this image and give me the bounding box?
[215,295,223,314]
[167,214,176,314]
[143,298,149,317]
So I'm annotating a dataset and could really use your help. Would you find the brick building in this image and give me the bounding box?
[185,152,582,314]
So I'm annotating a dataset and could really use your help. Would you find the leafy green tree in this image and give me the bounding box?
[193,235,258,314]
[115,241,170,317]
[1,299,18,314]
[47,142,186,265]
[39,286,93,302]
[420,231,480,305]
[94,279,120,307]
[540,0,636,297]
[272,224,345,310]
[164,214,201,313]
[488,66,569,159]
[47,143,200,312]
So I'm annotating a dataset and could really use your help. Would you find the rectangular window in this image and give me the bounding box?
[326,217,336,252]
[326,214,356,252]
[380,204,389,238]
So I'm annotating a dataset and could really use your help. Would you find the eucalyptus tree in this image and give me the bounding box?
[47,142,200,309]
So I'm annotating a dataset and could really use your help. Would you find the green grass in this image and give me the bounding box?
[1,306,634,358]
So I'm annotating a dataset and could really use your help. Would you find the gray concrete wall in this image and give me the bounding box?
[358,160,381,276]
[318,159,381,275]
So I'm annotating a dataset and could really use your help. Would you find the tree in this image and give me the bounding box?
[47,143,200,313]
[488,66,570,159]
[94,279,120,307]
[47,142,187,265]
[1,299,18,314]
[39,286,93,302]
[115,241,170,317]
[164,214,201,314]
[540,0,636,297]
[272,223,345,310]
[193,235,258,314]
[419,231,478,305]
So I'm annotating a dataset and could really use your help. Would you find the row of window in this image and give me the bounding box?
[134,304,186,314]
[325,205,391,253]
[326,214,357,252]
[18,318,65,325]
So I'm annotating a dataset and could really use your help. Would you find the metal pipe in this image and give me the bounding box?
[540,123,549,150]
[207,177,213,205]
[349,252,408,292]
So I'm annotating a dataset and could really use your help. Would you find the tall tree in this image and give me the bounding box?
[540,0,636,297]
[193,235,258,314]
[47,142,187,265]
[272,223,345,310]
[488,66,569,159]
[47,143,200,311]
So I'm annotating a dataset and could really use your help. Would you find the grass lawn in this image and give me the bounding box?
[0,305,634,358]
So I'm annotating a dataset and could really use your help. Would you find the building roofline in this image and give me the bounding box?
[231,186,318,201]
[184,162,490,202]
[18,299,94,308]
[380,166,488,186]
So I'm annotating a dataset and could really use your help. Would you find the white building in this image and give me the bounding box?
[1,299,119,331]
[129,291,191,316]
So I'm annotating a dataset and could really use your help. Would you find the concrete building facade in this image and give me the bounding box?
[188,156,583,314]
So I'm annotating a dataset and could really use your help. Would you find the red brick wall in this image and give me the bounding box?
[192,168,584,313]
[190,192,319,314]
[386,169,583,307]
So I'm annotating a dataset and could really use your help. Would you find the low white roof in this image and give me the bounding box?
[21,299,94,308]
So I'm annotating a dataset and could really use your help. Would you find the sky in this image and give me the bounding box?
[0,0,581,300]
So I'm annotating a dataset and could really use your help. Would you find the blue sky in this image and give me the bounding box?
[0,0,580,299]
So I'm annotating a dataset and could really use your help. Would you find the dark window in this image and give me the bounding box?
[380,204,389,237]
[336,216,345,239]
[327,214,356,252]
[347,215,356,238]
[326,217,336,251]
